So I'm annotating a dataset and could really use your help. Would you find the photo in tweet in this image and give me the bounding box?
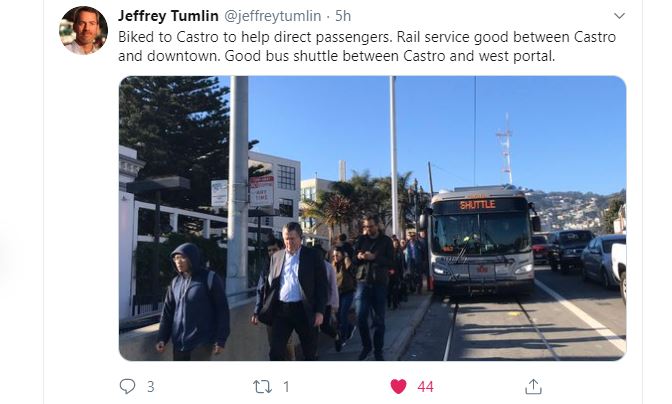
[118,75,625,362]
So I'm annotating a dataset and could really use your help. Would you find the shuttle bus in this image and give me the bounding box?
[419,185,541,296]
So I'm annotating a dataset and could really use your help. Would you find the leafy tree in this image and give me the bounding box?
[328,181,358,236]
[134,233,228,296]
[602,196,626,234]
[301,171,424,241]
[303,190,354,243]
[375,172,415,237]
[120,76,264,209]
[349,171,387,220]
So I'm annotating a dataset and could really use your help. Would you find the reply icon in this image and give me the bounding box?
[120,378,136,394]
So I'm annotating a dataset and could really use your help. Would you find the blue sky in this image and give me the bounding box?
[219,76,626,195]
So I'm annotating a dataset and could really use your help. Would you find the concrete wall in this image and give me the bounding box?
[119,298,272,361]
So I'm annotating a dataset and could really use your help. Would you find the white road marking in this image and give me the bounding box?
[535,279,626,354]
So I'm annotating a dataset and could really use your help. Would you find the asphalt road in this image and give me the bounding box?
[403,265,626,361]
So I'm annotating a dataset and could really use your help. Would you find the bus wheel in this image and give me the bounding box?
[550,261,558,271]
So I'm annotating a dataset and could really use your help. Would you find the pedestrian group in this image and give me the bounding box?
[155,216,431,361]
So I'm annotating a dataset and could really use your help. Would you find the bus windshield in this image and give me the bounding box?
[431,212,531,256]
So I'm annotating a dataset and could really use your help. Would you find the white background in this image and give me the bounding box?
[1,0,668,403]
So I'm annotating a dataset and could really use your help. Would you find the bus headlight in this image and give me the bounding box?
[514,263,533,274]
[433,267,445,275]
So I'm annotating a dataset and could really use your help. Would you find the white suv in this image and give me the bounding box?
[611,243,627,303]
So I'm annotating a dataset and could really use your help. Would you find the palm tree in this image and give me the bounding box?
[348,171,377,215]
[302,190,354,243]
[328,181,357,236]
[372,171,414,238]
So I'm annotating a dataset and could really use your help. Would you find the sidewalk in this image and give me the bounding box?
[315,290,433,361]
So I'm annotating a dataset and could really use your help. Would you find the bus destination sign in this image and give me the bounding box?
[434,197,528,214]
[460,199,496,210]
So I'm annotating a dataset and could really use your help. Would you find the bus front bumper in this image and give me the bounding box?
[432,278,535,296]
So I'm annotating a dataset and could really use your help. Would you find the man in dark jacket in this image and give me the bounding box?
[156,243,230,361]
[250,238,296,360]
[352,214,394,360]
[262,222,328,360]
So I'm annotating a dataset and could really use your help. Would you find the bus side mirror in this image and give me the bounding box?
[532,216,541,232]
[418,208,433,231]
[418,214,427,231]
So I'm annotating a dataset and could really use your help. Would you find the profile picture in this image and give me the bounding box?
[60,6,108,55]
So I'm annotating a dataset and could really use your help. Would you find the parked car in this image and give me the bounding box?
[547,230,595,273]
[580,234,626,289]
[611,243,627,303]
[532,234,550,265]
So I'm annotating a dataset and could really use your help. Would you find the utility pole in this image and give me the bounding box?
[390,76,399,237]
[227,76,249,298]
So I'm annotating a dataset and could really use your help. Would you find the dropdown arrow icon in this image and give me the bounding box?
[614,12,625,19]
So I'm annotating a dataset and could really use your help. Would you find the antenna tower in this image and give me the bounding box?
[496,113,513,185]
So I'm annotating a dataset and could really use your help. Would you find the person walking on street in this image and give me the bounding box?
[336,233,355,260]
[260,222,328,361]
[418,230,432,291]
[318,248,341,351]
[352,215,394,361]
[389,238,405,309]
[333,246,357,350]
[399,238,410,301]
[406,233,423,294]
[156,243,230,361]
[251,238,295,360]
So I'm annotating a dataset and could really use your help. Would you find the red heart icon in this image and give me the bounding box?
[390,379,407,394]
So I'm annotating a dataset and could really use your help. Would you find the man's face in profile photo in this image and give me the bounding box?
[73,11,99,46]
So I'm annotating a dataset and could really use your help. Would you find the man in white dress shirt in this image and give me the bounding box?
[263,222,328,360]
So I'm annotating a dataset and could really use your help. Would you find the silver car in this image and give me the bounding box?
[580,234,626,289]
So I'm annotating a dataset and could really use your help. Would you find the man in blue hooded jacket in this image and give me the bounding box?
[156,243,230,361]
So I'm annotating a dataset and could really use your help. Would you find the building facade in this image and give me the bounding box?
[300,178,334,247]
[249,151,301,239]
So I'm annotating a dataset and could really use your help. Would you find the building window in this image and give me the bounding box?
[301,186,316,201]
[278,165,296,190]
[301,217,316,230]
[279,198,294,218]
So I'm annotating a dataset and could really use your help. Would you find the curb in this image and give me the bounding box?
[388,293,433,360]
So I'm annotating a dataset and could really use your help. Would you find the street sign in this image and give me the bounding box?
[250,175,274,207]
[211,180,228,207]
